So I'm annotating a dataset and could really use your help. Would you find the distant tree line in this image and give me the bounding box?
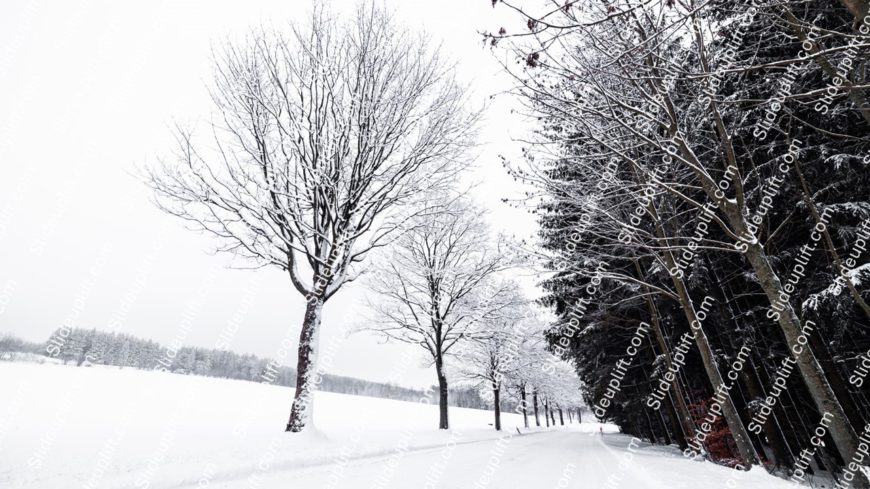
[0,329,490,409]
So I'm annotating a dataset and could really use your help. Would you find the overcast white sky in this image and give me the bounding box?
[0,0,538,388]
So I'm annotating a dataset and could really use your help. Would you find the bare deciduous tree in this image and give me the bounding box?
[146,4,477,432]
[457,281,529,431]
[364,197,512,429]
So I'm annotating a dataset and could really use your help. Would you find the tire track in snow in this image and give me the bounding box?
[166,428,561,489]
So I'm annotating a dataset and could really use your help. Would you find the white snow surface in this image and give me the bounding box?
[0,361,799,488]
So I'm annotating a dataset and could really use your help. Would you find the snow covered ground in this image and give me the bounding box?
[0,361,798,488]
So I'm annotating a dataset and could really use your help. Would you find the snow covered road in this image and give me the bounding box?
[184,428,793,489]
[191,429,589,489]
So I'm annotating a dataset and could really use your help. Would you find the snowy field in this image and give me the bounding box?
[0,361,797,488]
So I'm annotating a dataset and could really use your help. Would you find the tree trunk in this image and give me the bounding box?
[643,334,690,450]
[755,349,805,466]
[286,299,324,432]
[663,389,688,449]
[558,408,565,426]
[628,164,756,465]
[635,260,696,448]
[808,331,865,431]
[493,386,502,431]
[743,242,865,481]
[520,385,530,428]
[436,356,449,429]
[640,410,657,443]
[533,390,541,427]
[656,408,673,446]
[577,407,582,423]
[793,158,870,322]
[644,200,759,467]
[741,364,791,468]
[667,269,758,466]
[544,399,550,427]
